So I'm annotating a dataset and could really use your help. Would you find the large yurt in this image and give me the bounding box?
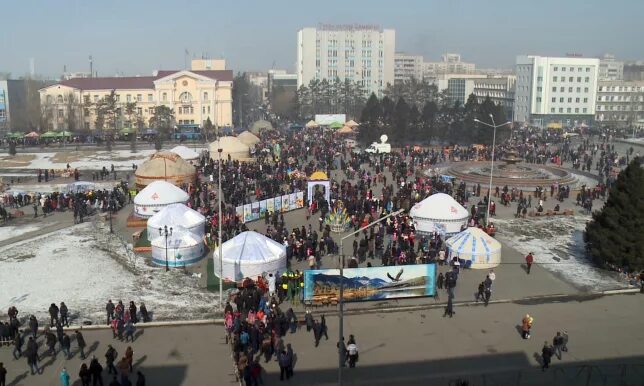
[445,227,501,269]
[237,131,261,146]
[209,136,252,162]
[410,193,469,236]
[147,203,206,239]
[151,230,206,267]
[169,145,200,162]
[213,231,286,282]
[134,151,197,188]
[250,119,274,134]
[133,181,190,218]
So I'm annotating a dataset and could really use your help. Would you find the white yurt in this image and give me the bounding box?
[237,131,261,146]
[213,231,286,282]
[209,136,252,162]
[147,203,206,240]
[169,145,200,162]
[133,181,190,218]
[445,227,501,269]
[151,230,206,267]
[410,193,469,236]
[134,151,197,188]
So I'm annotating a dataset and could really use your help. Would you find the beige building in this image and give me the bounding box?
[39,59,232,131]
[596,80,644,128]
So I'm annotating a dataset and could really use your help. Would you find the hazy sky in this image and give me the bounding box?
[2,0,642,78]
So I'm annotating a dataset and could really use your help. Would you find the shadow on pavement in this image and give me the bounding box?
[126,364,188,386]
[7,371,29,386]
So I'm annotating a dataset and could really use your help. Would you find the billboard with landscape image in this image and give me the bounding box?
[304,264,436,303]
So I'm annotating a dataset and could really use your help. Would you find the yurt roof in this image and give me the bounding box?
[135,151,196,179]
[337,126,354,134]
[151,230,201,248]
[209,136,250,154]
[345,119,359,127]
[410,193,469,220]
[446,227,501,254]
[305,120,319,128]
[169,145,200,160]
[309,171,329,181]
[147,203,205,230]
[237,131,261,145]
[133,181,189,206]
[215,231,285,263]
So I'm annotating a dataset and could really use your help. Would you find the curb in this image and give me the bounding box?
[56,287,641,330]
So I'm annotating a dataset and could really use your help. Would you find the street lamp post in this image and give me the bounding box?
[337,208,405,386]
[217,148,224,310]
[108,200,114,234]
[158,225,173,272]
[473,115,512,226]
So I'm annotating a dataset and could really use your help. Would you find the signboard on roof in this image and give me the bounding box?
[315,114,346,126]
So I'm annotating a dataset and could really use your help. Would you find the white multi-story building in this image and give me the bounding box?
[514,55,600,127]
[473,76,517,119]
[297,25,395,96]
[394,53,424,83]
[598,54,624,81]
[424,53,475,77]
[596,80,644,128]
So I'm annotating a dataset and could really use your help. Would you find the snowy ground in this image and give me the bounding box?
[3,149,157,171]
[0,223,53,242]
[5,181,118,194]
[494,214,629,292]
[0,221,219,324]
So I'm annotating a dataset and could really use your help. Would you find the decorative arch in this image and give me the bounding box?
[307,171,330,205]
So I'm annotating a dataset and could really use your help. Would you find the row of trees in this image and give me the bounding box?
[358,92,509,145]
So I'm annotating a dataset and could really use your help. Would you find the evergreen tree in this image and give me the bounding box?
[393,98,410,144]
[358,93,381,145]
[585,158,644,271]
[408,105,421,142]
[421,101,438,143]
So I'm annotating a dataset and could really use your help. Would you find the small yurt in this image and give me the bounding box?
[133,181,190,218]
[147,203,206,239]
[135,151,196,188]
[169,145,200,162]
[209,136,252,162]
[410,193,469,236]
[445,227,501,269]
[151,230,206,267]
[237,131,261,146]
[213,231,286,282]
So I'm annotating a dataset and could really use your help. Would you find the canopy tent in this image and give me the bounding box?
[169,145,200,161]
[58,130,73,137]
[237,131,261,146]
[213,231,287,282]
[6,132,24,139]
[250,120,274,134]
[345,119,359,128]
[209,136,252,162]
[445,227,501,269]
[305,120,319,129]
[337,126,354,134]
[134,151,197,188]
[40,131,59,139]
[151,230,206,267]
[329,121,343,129]
[410,193,469,236]
[147,203,206,240]
[25,131,40,138]
[133,180,190,218]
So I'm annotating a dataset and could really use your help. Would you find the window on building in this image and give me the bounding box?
[568,98,572,102]
[576,98,580,103]
[203,92,208,101]
[58,109,64,118]
[569,87,573,92]
[83,95,90,104]
[567,107,572,113]
[551,108,555,113]
[586,67,590,72]
[576,77,581,82]
[569,67,574,72]
[57,95,63,104]
[561,77,565,83]
[148,94,153,102]
[207,106,211,114]
[552,97,556,102]
[559,108,563,113]
[537,87,542,92]
[552,87,557,92]
[94,95,99,102]
[115,95,120,102]
[179,92,192,103]
[576,87,581,92]
[560,97,564,102]
[554,67,558,71]
[575,108,579,113]
[537,76,543,82]
[584,77,589,82]
[137,107,142,115]
[126,94,132,102]
[560,87,564,92]
[553,76,558,82]
[84,108,89,116]
[536,97,542,102]
[568,77,573,82]
[583,97,588,103]
[162,92,167,102]
[584,87,589,93]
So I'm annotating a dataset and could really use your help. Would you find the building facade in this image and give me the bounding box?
[473,76,516,119]
[595,80,644,128]
[424,53,476,77]
[0,79,48,133]
[598,54,624,81]
[297,25,395,96]
[394,53,424,83]
[514,55,599,127]
[39,60,232,131]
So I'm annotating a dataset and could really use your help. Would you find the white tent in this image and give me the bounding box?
[213,231,286,282]
[133,181,190,218]
[410,193,469,236]
[209,136,252,161]
[237,131,261,146]
[151,230,206,267]
[445,227,501,269]
[147,203,206,241]
[169,145,200,161]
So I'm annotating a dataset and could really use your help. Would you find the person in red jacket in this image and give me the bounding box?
[525,252,534,274]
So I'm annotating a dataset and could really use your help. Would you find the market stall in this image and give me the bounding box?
[445,227,501,269]
[213,231,286,282]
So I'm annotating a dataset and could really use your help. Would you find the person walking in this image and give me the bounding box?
[60,302,69,327]
[541,342,553,371]
[443,296,455,318]
[562,330,569,352]
[89,356,104,386]
[105,345,118,375]
[347,335,359,368]
[61,333,72,359]
[26,337,39,375]
[437,272,444,290]
[320,315,329,341]
[521,314,533,339]
[79,363,91,386]
[106,300,115,326]
[125,346,134,372]
[484,286,492,306]
[46,330,58,357]
[476,282,485,302]
[304,310,314,332]
[28,315,38,339]
[59,367,71,386]
[76,330,87,360]
[12,330,23,359]
[0,362,7,386]
[525,252,534,274]
[553,332,565,359]
[278,350,290,381]
[49,303,60,327]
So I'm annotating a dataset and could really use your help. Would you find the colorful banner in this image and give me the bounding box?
[243,204,252,223]
[235,206,243,221]
[281,195,289,212]
[289,193,297,211]
[267,198,275,216]
[274,197,282,214]
[296,191,304,208]
[304,264,436,303]
[259,200,267,218]
[251,202,260,221]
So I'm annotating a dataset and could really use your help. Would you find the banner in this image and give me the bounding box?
[243,204,252,223]
[304,264,436,303]
[281,195,289,212]
[274,197,282,214]
[251,202,260,221]
[289,193,297,211]
[296,191,304,208]
[267,198,275,216]
[259,200,267,218]
[235,206,243,221]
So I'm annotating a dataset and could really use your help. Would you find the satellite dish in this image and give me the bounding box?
[380,134,388,143]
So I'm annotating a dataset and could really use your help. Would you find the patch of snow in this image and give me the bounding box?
[6,149,158,171]
[494,215,628,292]
[5,181,118,194]
[0,224,47,242]
[0,221,219,324]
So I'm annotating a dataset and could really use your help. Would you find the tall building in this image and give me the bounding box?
[473,76,517,119]
[0,79,49,132]
[598,54,624,81]
[595,80,644,128]
[268,71,297,95]
[394,53,424,83]
[39,59,233,131]
[424,53,475,77]
[297,25,395,96]
[514,55,600,127]
[624,63,644,81]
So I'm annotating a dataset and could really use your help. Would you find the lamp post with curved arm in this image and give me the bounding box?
[158,225,173,272]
